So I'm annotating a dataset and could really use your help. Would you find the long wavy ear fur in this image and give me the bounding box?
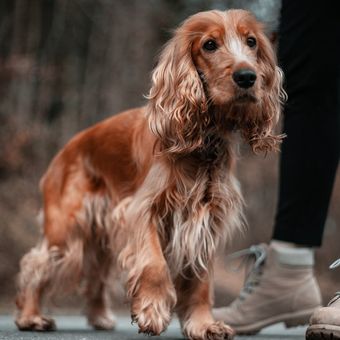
[242,30,287,153]
[146,28,208,155]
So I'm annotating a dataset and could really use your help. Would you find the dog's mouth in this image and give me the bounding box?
[233,92,258,104]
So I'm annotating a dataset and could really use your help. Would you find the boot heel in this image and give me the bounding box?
[284,314,310,328]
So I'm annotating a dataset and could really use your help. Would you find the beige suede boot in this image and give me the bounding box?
[213,243,322,335]
[306,260,340,340]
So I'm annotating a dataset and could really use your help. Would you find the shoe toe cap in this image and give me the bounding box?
[310,307,340,326]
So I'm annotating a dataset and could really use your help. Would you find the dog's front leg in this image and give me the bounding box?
[127,224,177,335]
[176,271,235,340]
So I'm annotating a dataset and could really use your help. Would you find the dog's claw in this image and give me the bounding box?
[138,328,156,336]
[131,314,137,325]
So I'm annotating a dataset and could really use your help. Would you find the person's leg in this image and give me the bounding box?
[214,0,339,334]
[273,0,340,247]
[306,76,340,339]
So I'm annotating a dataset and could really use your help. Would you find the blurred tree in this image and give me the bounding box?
[0,0,213,305]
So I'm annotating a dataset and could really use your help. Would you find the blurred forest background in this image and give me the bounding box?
[0,0,339,313]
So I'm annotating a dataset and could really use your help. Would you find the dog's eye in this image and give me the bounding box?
[246,37,257,48]
[203,40,218,52]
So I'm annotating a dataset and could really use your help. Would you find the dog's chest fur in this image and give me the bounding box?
[154,144,244,277]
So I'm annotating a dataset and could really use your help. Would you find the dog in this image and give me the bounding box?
[15,9,285,340]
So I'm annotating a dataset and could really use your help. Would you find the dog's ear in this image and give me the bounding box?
[147,29,208,154]
[243,32,287,153]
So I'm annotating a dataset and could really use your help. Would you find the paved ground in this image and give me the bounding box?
[0,315,307,340]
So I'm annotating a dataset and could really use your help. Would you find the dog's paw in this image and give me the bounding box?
[184,321,235,340]
[131,297,172,335]
[88,311,116,330]
[15,315,56,331]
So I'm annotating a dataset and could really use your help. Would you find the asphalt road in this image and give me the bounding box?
[0,315,307,340]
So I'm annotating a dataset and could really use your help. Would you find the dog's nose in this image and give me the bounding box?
[232,69,257,88]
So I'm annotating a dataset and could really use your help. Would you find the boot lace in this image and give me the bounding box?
[227,244,267,300]
[329,258,340,269]
[328,259,340,305]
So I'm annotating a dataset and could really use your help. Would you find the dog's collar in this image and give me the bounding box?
[195,134,226,164]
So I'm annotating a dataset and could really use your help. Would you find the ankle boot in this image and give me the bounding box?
[213,244,322,334]
[306,259,340,340]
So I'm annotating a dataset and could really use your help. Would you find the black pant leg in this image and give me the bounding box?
[272,0,340,246]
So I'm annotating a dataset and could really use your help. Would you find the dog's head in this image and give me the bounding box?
[147,9,286,154]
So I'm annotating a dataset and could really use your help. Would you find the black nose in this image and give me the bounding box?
[232,69,257,88]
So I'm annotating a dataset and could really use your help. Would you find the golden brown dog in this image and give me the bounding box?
[15,9,285,340]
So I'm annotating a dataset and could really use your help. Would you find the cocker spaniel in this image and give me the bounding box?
[15,9,285,340]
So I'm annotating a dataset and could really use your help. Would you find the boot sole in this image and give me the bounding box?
[306,324,340,340]
[234,308,318,335]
